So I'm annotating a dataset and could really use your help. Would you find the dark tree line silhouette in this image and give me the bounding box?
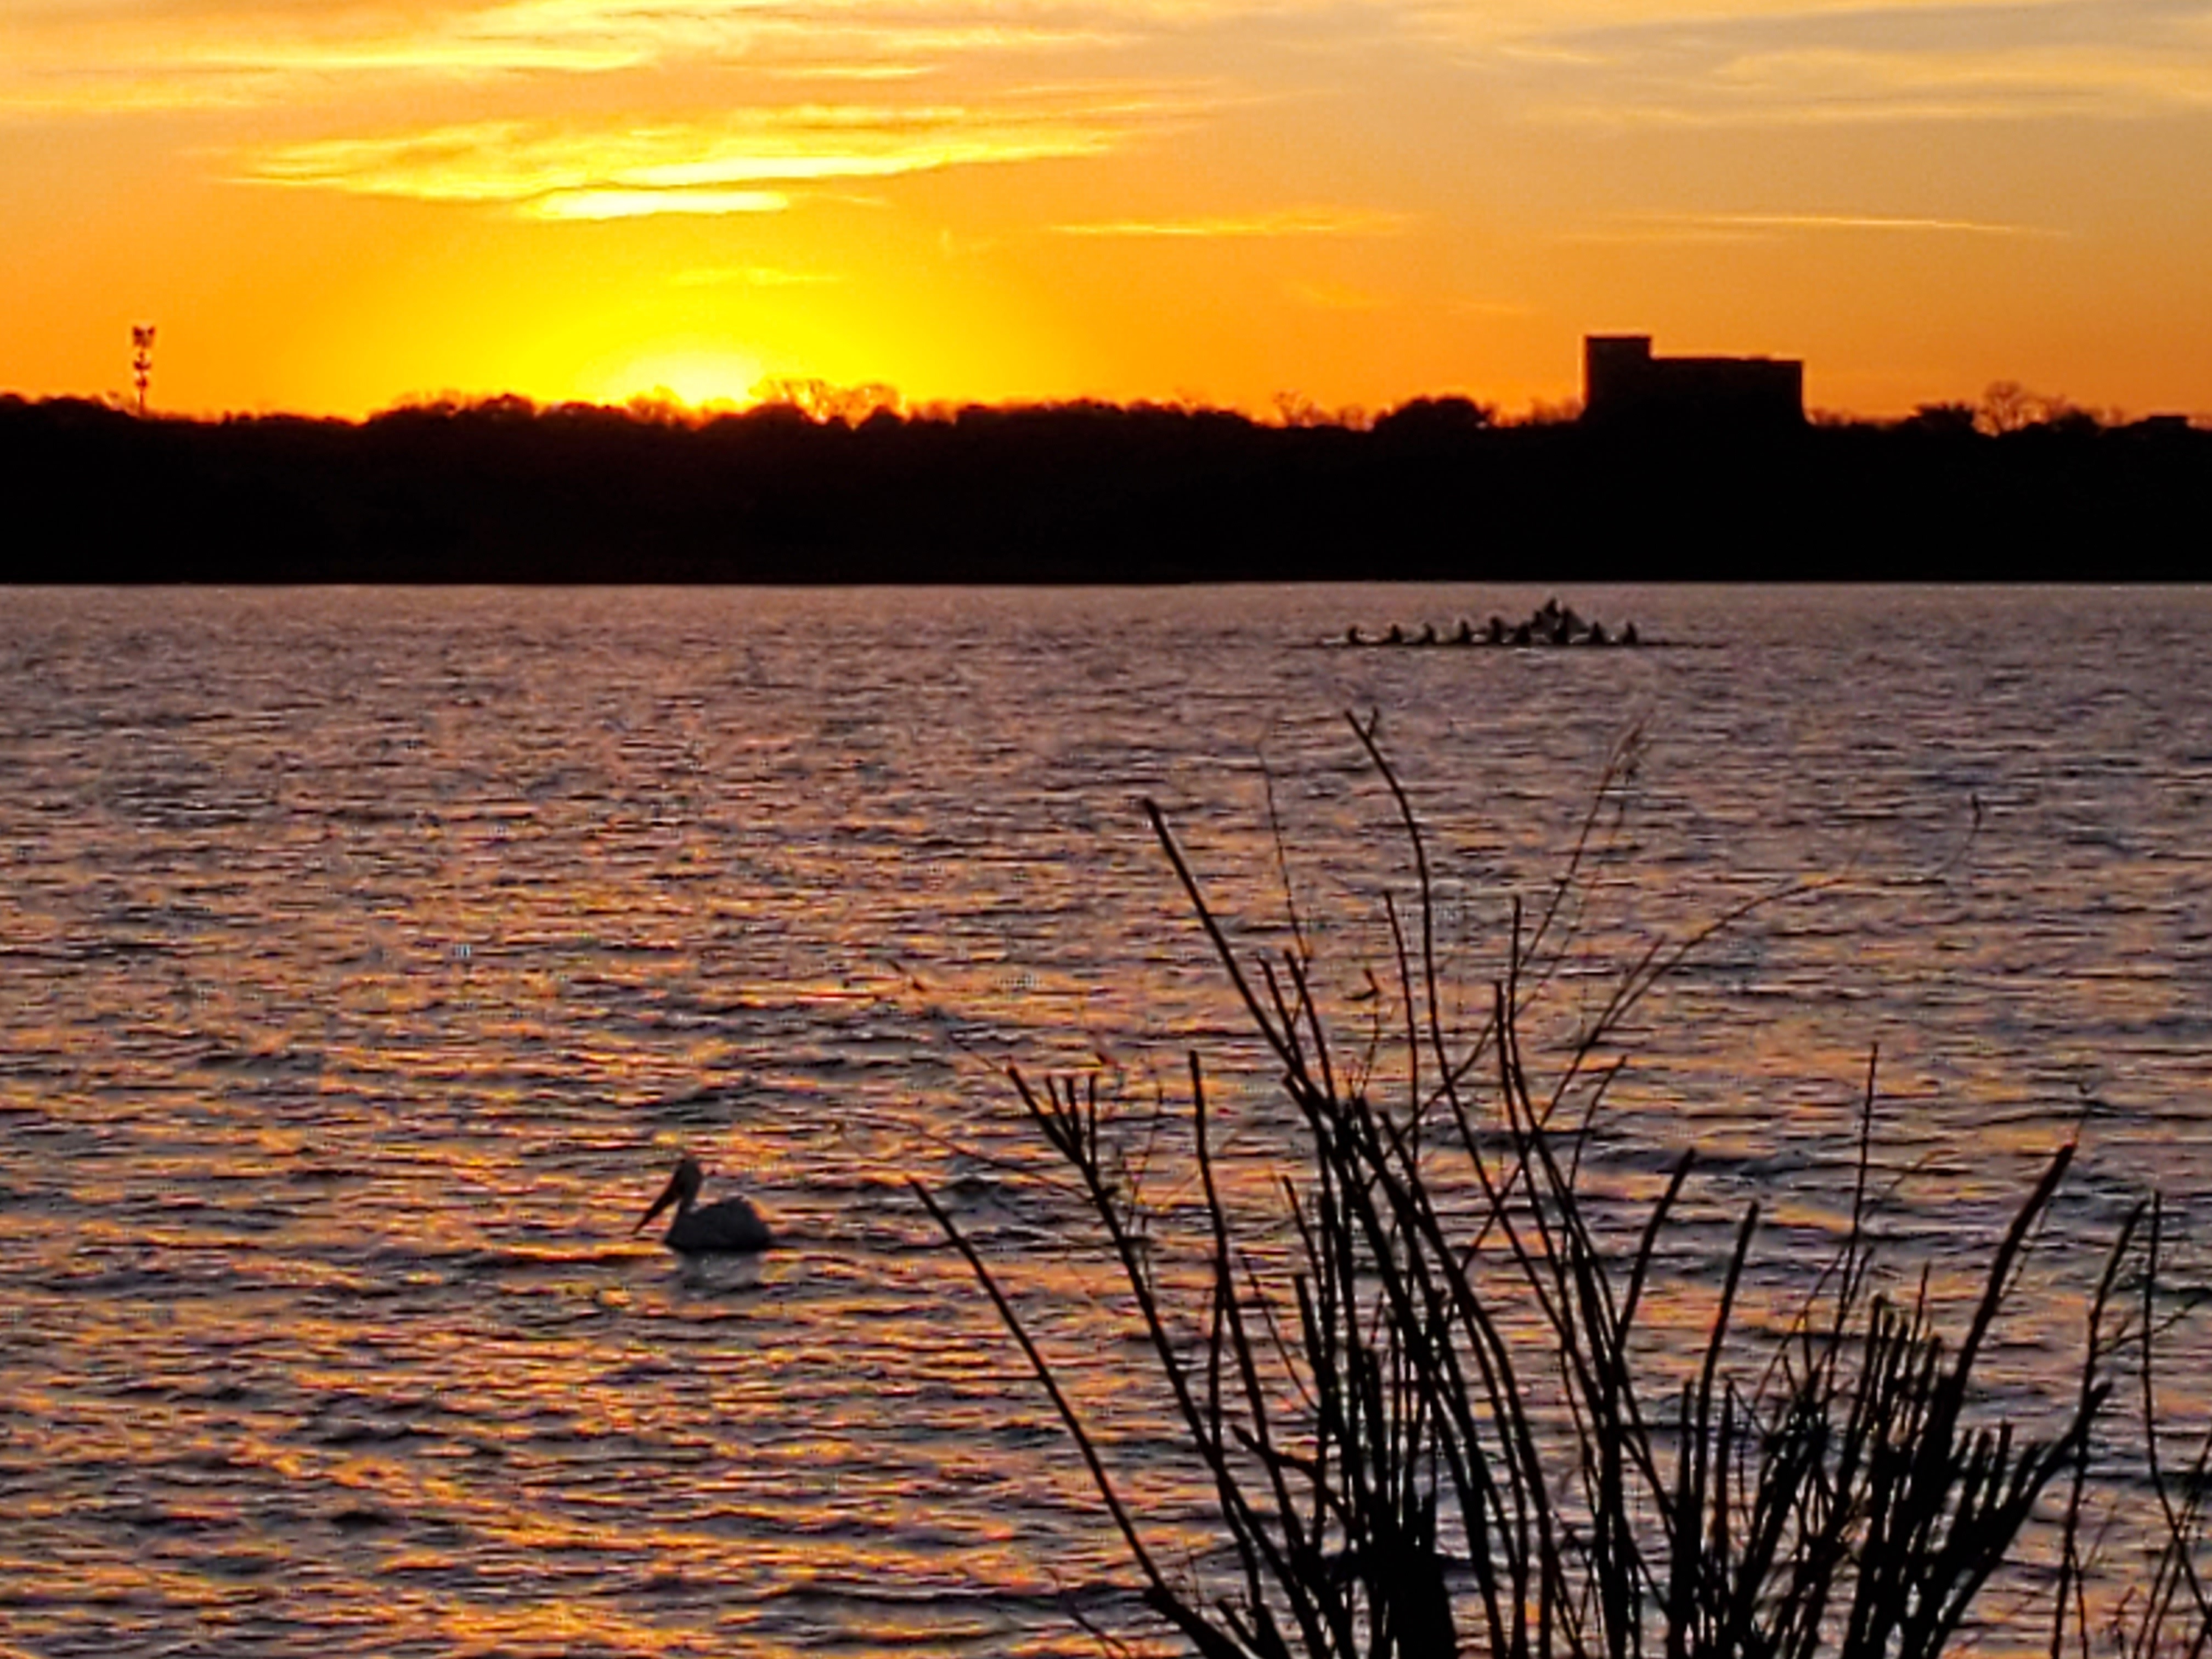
[1,391,2203,581]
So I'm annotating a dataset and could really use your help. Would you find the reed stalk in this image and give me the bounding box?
[917,719,2204,1659]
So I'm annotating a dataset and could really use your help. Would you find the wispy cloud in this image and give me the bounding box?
[670,263,844,284]
[1485,0,2212,124]
[1052,206,1409,236]
[767,63,940,81]
[0,4,650,117]
[0,0,1141,120]
[9,0,2208,138]
[1687,211,2061,233]
[530,187,789,217]
[1697,40,2212,119]
[1393,0,2212,126]
[247,121,593,203]
[1568,209,2068,240]
[240,94,1184,216]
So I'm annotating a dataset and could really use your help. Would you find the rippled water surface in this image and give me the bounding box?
[3,584,2210,1657]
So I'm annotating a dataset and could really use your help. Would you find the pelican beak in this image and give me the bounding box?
[636,1170,682,1234]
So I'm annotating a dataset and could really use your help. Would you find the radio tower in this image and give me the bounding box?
[131,325,156,416]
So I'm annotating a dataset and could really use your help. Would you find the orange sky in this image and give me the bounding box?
[4,0,2209,419]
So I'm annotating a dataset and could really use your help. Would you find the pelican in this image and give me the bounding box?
[635,1155,774,1254]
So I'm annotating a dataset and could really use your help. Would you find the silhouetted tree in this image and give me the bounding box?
[753,377,902,425]
[1373,395,1497,439]
[1903,402,1979,436]
[1979,380,2043,435]
[2,387,2204,582]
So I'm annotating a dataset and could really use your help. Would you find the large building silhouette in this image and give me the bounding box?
[1582,335,1804,429]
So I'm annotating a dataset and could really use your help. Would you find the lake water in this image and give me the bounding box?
[3,584,2210,1658]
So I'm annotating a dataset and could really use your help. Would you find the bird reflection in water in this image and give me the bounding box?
[635,1154,775,1255]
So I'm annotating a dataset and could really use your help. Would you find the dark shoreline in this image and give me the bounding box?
[6,394,2206,582]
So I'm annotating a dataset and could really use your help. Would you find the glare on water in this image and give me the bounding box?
[2,584,2209,1656]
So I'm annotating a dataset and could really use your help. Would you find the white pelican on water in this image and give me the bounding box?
[635,1154,774,1254]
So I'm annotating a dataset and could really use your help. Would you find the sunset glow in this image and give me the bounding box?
[5,0,2208,417]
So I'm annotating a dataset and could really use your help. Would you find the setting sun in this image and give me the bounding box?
[580,345,769,410]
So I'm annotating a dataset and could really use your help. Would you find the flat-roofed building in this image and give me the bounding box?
[1583,335,1804,430]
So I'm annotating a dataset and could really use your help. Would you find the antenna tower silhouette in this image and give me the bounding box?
[131,325,156,416]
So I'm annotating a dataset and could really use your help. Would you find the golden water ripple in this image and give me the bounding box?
[2,584,2210,1656]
